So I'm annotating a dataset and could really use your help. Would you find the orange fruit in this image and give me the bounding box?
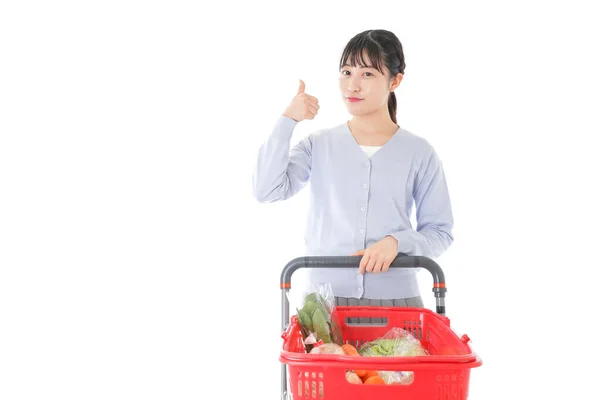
[355,369,367,378]
[364,375,385,385]
[362,370,379,381]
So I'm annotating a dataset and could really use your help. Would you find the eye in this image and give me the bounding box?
[341,70,350,76]
[364,72,374,77]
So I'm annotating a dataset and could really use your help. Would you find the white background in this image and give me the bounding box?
[1,1,599,399]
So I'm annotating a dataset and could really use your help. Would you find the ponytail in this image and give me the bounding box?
[388,91,397,124]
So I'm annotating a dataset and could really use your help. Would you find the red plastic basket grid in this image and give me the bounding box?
[280,306,482,400]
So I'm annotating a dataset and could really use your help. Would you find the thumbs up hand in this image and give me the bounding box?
[283,79,320,122]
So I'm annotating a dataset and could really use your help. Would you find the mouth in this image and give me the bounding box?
[347,97,363,103]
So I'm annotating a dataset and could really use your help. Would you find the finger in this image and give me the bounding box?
[370,252,384,272]
[306,94,319,102]
[303,97,319,111]
[365,256,378,273]
[305,97,319,107]
[369,257,381,273]
[374,259,385,273]
[305,106,318,118]
[308,104,319,115]
[297,79,305,95]
[381,260,392,272]
[351,249,366,256]
[359,254,370,274]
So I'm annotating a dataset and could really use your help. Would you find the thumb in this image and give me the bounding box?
[351,249,366,256]
[297,79,305,95]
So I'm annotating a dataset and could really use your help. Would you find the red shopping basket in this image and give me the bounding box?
[279,255,482,400]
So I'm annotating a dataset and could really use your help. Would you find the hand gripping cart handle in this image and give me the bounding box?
[279,254,448,400]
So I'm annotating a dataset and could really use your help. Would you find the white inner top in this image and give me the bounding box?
[360,145,383,158]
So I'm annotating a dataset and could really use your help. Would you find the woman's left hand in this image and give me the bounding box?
[351,235,399,274]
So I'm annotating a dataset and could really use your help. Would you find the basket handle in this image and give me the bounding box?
[280,254,447,317]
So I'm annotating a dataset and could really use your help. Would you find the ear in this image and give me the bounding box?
[390,73,403,92]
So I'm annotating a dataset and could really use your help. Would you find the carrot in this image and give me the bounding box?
[341,344,359,356]
[341,344,366,377]
[364,375,385,385]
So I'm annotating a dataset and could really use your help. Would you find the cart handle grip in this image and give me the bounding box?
[280,254,447,315]
[280,254,445,288]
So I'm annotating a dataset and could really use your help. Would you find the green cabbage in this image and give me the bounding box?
[359,329,428,357]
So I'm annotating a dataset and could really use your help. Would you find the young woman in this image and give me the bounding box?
[253,29,454,311]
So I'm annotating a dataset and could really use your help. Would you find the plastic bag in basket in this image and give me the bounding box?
[358,327,427,385]
[359,327,429,357]
[377,370,415,385]
[293,282,343,351]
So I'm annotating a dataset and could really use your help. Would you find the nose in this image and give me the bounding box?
[348,76,360,92]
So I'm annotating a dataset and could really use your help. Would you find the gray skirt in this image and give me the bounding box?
[335,296,424,324]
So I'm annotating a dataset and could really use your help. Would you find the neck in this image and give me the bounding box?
[349,107,397,133]
[347,108,399,145]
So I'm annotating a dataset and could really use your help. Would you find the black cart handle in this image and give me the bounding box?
[280,254,447,315]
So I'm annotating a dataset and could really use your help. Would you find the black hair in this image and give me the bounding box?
[339,29,406,124]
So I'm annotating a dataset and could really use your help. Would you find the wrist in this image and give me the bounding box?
[282,110,299,122]
[385,235,399,247]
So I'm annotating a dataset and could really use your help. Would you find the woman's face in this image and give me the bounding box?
[339,55,402,118]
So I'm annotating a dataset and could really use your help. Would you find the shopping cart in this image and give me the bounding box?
[279,255,482,400]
